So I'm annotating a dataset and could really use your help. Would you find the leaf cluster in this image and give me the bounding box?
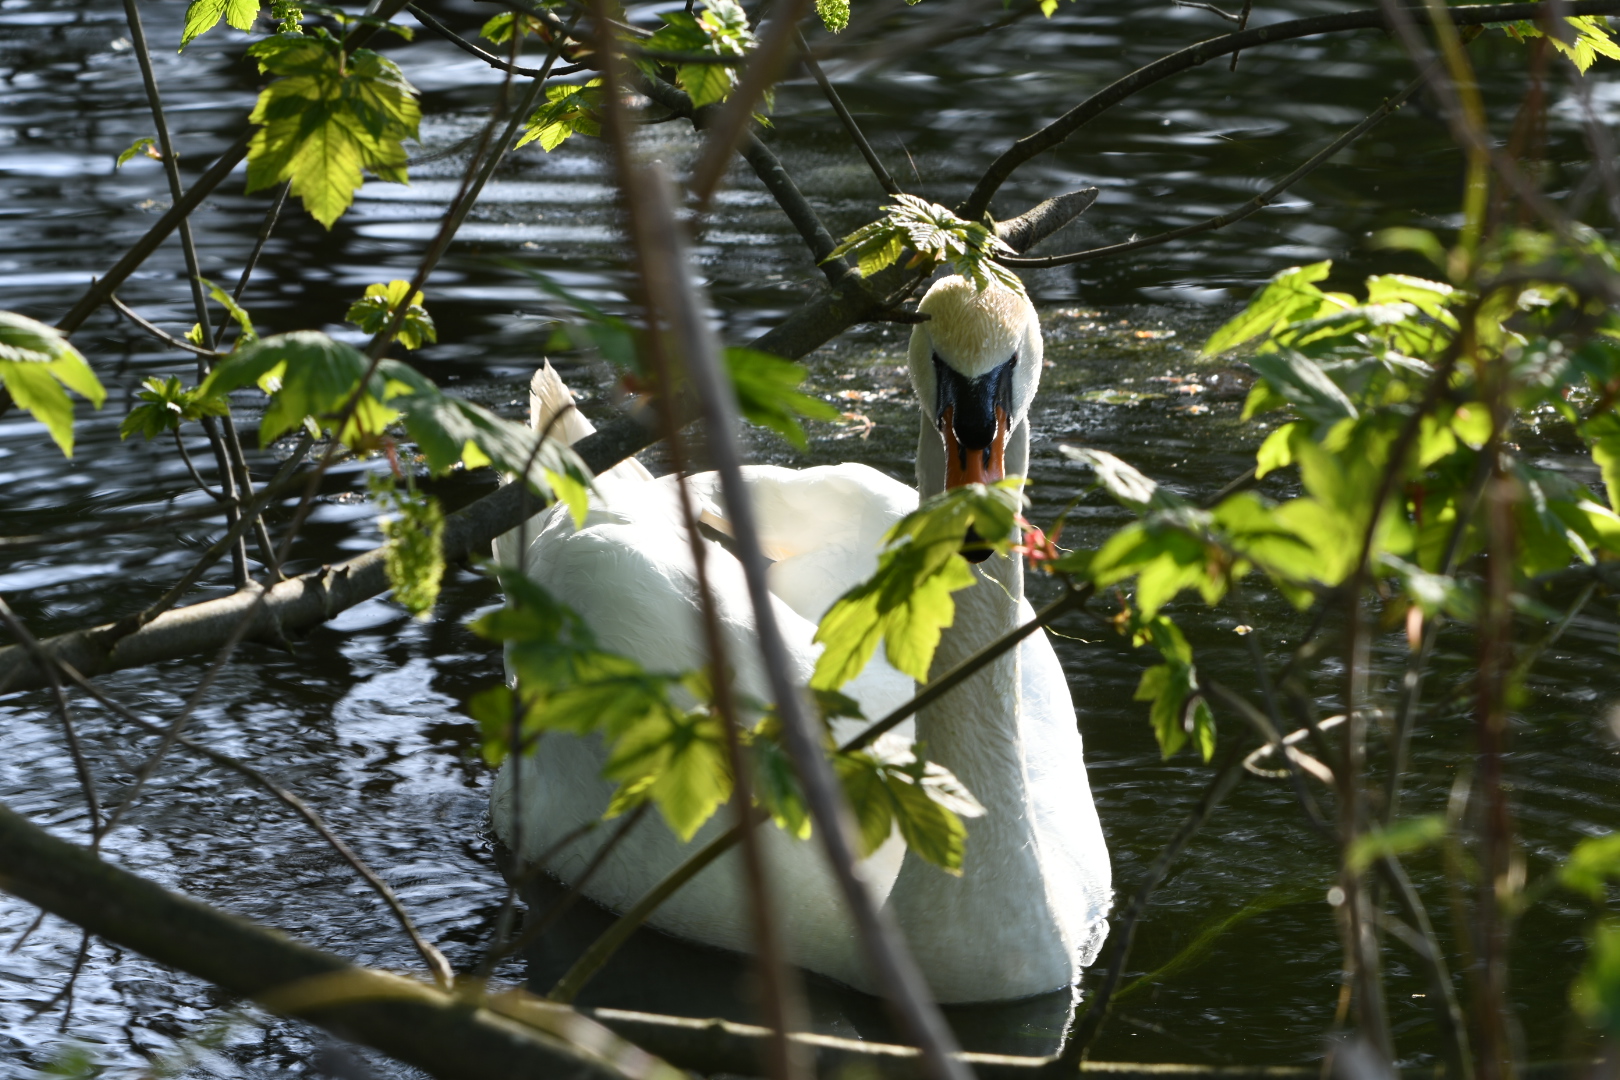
[119,376,229,441]
[640,0,756,108]
[470,572,729,840]
[1054,240,1620,758]
[826,194,1024,297]
[370,470,445,619]
[345,280,437,350]
[517,80,602,153]
[1496,15,1620,73]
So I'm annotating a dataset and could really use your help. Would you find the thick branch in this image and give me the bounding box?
[959,0,1620,220]
[0,800,684,1080]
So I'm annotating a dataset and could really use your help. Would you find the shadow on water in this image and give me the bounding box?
[3,0,1620,1073]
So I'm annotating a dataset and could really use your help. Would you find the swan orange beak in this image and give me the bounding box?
[942,405,1008,490]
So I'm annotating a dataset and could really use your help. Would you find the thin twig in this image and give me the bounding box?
[0,596,103,845]
[796,29,900,195]
[173,429,229,503]
[1228,0,1254,69]
[590,6,966,1073]
[406,4,559,76]
[50,655,455,990]
[959,0,1620,220]
[107,294,220,358]
[548,815,758,1002]
[1050,741,1249,1066]
[490,805,650,971]
[121,0,249,590]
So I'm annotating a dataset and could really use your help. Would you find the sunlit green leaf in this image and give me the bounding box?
[0,310,106,457]
[517,80,602,152]
[116,137,160,169]
[1202,262,1333,357]
[1564,832,1620,899]
[812,482,1023,687]
[245,32,420,228]
[181,0,260,48]
[826,194,1024,297]
[1574,919,1620,1036]
[346,279,436,350]
[200,330,395,446]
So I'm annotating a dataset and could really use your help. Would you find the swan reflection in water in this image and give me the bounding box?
[491,274,1111,1041]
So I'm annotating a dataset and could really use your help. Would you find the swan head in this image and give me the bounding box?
[906,274,1043,490]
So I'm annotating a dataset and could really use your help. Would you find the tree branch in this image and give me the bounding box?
[0,798,685,1080]
[959,0,1620,220]
[998,69,1426,268]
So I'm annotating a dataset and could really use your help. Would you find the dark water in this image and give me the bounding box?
[3,0,1620,1073]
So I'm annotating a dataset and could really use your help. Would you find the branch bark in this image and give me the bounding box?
[0,799,685,1080]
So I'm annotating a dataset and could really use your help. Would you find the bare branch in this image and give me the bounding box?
[959,0,1620,221]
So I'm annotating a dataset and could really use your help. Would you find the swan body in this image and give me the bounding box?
[491,276,1111,1002]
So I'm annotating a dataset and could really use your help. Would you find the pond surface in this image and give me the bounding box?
[3,0,1620,1073]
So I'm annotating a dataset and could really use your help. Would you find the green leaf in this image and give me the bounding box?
[602,704,731,840]
[1371,227,1448,269]
[517,80,602,152]
[0,310,106,457]
[181,0,261,48]
[1201,261,1332,357]
[833,744,983,873]
[1574,919,1620,1037]
[1128,616,1212,760]
[641,0,754,107]
[479,12,545,43]
[1563,832,1620,899]
[383,365,592,500]
[200,330,395,447]
[472,570,726,839]
[812,482,1023,687]
[1346,815,1445,873]
[1254,422,1298,479]
[1060,445,1185,513]
[119,375,228,440]
[346,279,436,350]
[725,347,840,450]
[116,137,159,169]
[245,33,421,228]
[750,713,812,839]
[1364,274,1458,327]
[371,472,445,619]
[198,276,257,347]
[816,0,849,32]
[1246,351,1359,426]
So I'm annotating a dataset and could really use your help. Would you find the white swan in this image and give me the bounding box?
[490,275,1111,1003]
